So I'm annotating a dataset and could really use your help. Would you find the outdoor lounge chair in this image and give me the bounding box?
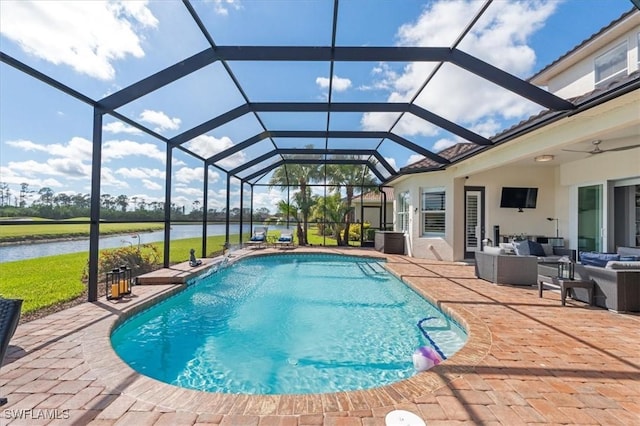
[246,226,268,249]
[275,231,294,249]
[0,297,22,406]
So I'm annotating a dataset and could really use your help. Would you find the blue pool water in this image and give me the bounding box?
[111,253,467,395]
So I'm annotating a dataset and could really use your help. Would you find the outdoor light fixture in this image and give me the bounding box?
[535,154,554,162]
[106,268,122,300]
[106,266,132,300]
[119,265,132,296]
[557,256,575,280]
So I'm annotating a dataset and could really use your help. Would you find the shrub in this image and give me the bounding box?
[348,222,371,241]
[82,244,160,283]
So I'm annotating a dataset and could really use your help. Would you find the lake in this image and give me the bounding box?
[0,224,288,263]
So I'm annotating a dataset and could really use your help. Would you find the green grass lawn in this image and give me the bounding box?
[0,220,164,243]
[0,235,233,315]
[0,227,350,317]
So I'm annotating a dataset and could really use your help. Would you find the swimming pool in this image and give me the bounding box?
[111,253,467,395]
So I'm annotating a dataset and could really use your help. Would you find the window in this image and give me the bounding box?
[595,41,627,86]
[422,188,445,236]
[397,191,409,232]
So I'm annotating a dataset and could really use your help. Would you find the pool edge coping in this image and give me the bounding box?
[81,249,492,415]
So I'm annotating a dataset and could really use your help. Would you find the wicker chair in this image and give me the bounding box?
[475,251,538,286]
[1,298,22,406]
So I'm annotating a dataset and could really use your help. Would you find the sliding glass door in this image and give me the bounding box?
[577,184,603,252]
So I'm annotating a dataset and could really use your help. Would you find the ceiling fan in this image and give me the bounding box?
[562,139,640,155]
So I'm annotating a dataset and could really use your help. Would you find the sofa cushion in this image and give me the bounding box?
[605,261,640,270]
[540,243,555,257]
[514,240,545,257]
[499,243,515,254]
[580,251,619,267]
[483,246,504,255]
[617,246,640,257]
[619,255,639,261]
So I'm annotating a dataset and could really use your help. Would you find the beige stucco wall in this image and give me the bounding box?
[395,153,639,261]
[546,22,640,98]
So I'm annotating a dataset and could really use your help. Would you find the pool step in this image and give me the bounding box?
[136,257,222,285]
[357,261,387,277]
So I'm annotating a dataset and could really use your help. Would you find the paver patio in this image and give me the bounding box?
[1,248,639,425]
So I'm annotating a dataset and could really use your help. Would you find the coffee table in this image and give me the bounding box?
[537,274,594,306]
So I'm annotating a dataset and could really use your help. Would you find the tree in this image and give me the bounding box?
[38,187,54,207]
[325,161,378,245]
[269,157,322,245]
[276,199,305,243]
[19,182,32,208]
[0,182,9,206]
[312,193,352,246]
[115,194,129,212]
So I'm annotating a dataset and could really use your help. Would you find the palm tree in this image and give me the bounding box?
[273,200,304,243]
[325,160,378,245]
[312,193,352,246]
[269,160,322,245]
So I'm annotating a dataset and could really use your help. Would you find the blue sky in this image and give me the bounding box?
[0,0,634,214]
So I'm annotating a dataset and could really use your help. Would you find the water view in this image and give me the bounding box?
[0,224,288,263]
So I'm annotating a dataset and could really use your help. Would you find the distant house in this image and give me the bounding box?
[389,9,640,261]
[352,187,394,230]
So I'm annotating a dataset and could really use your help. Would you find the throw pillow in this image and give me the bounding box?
[514,240,530,256]
[579,252,619,267]
[540,243,555,257]
[514,240,545,257]
[483,246,504,255]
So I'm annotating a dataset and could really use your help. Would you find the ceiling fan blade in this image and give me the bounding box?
[561,148,590,153]
[604,144,640,152]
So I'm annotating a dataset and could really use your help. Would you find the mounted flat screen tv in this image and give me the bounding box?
[500,187,538,211]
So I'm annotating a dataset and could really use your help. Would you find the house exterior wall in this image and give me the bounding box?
[396,153,639,262]
[389,15,640,262]
[393,171,454,260]
[538,15,640,98]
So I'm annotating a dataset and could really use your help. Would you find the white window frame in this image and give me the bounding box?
[595,41,628,86]
[421,187,445,237]
[397,191,410,232]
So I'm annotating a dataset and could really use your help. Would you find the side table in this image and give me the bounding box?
[537,274,594,306]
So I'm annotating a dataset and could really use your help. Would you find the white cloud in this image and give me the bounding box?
[7,137,93,161]
[384,157,397,170]
[175,167,204,184]
[0,0,157,80]
[252,186,290,211]
[139,110,182,132]
[185,134,246,169]
[116,167,165,180]
[7,158,90,180]
[103,121,143,135]
[211,0,242,16]
[0,165,62,188]
[142,179,162,191]
[405,154,424,166]
[316,75,352,92]
[432,138,457,152]
[103,139,166,163]
[361,0,557,137]
[175,186,204,197]
[101,167,129,189]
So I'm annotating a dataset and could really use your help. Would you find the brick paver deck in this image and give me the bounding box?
[2,248,639,425]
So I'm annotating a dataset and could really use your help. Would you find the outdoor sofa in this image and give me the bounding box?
[538,246,640,312]
[475,240,576,286]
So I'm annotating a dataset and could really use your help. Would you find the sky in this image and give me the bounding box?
[0,0,635,214]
